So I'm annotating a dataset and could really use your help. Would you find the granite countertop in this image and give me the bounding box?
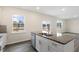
[34,32,76,45]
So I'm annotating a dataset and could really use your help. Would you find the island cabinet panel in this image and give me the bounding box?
[63,39,74,52]
[48,40,64,52]
[35,35,74,52]
[31,33,36,48]
[36,35,48,52]
[36,36,40,51]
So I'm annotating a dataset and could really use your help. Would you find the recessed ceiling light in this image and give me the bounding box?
[36,7,40,10]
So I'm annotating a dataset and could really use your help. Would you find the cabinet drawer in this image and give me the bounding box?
[48,46,60,52]
[48,40,64,52]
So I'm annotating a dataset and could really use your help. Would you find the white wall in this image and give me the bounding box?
[65,19,79,33]
[0,7,2,24]
[0,7,59,44]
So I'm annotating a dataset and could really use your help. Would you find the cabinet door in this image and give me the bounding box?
[39,37,48,52]
[48,40,64,52]
[36,35,48,52]
[31,33,36,48]
[36,36,40,51]
[48,45,58,52]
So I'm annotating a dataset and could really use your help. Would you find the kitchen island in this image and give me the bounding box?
[31,32,76,52]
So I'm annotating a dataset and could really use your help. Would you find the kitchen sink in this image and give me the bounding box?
[38,33,53,36]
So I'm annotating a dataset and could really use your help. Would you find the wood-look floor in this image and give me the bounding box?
[1,40,79,52]
[3,41,36,52]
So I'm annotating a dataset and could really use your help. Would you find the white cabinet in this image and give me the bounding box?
[40,37,48,52]
[48,39,74,52]
[36,36,40,51]
[31,33,36,48]
[36,35,74,52]
[36,35,48,52]
[48,40,64,52]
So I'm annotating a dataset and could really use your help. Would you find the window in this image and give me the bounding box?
[41,21,51,34]
[57,20,63,29]
[56,20,63,37]
[12,15,24,33]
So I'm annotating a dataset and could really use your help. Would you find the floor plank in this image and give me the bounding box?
[4,41,36,52]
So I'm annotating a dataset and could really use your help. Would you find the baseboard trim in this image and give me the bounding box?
[6,40,31,46]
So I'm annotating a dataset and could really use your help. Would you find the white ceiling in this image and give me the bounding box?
[17,6,79,19]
